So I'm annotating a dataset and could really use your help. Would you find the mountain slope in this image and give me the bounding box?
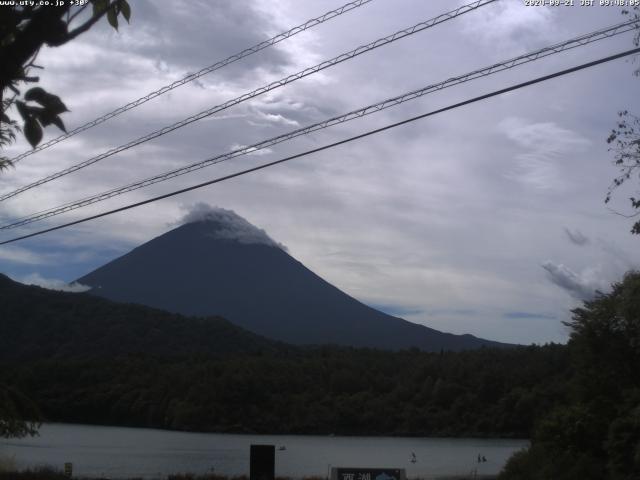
[0,273,284,360]
[77,208,509,351]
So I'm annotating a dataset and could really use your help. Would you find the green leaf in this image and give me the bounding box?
[107,6,118,30]
[25,88,68,115]
[24,87,47,103]
[50,116,66,133]
[24,118,43,148]
[119,0,131,22]
[15,101,29,121]
[92,0,109,16]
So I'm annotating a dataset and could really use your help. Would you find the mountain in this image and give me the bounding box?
[77,206,509,351]
[0,273,284,360]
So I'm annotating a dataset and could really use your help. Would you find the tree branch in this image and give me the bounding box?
[64,1,116,42]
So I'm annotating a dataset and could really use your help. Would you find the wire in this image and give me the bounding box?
[7,0,376,165]
[2,19,636,231]
[0,0,497,203]
[2,47,638,246]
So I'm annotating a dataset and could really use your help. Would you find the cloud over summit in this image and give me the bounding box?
[180,203,287,251]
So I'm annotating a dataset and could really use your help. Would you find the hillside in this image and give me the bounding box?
[0,273,285,360]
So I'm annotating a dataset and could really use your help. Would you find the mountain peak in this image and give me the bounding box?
[179,203,286,250]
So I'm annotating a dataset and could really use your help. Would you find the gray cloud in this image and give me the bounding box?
[503,311,557,320]
[541,261,600,301]
[1,1,639,345]
[369,304,424,317]
[564,228,589,246]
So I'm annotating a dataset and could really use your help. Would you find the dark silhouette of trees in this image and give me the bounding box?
[0,383,40,438]
[500,272,640,479]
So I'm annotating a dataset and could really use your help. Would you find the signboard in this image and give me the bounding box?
[332,467,406,480]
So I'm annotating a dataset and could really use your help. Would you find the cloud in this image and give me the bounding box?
[503,311,557,320]
[18,273,91,293]
[499,117,590,190]
[179,203,288,251]
[541,261,601,301]
[564,228,589,246]
[461,0,556,50]
[229,143,273,156]
[369,303,423,317]
[0,246,53,266]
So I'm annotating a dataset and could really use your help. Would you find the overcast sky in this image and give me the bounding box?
[1,0,639,344]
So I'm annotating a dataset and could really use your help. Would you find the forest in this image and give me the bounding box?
[2,273,639,478]
[1,345,568,438]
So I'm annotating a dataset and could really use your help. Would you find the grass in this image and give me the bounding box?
[0,454,16,473]
[0,470,497,480]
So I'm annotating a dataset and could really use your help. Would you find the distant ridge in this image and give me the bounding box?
[0,273,284,360]
[77,206,510,351]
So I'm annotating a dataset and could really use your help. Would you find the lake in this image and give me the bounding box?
[0,423,528,479]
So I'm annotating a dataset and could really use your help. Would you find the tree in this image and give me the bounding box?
[605,7,640,233]
[500,272,640,479]
[0,0,131,170]
[0,383,41,438]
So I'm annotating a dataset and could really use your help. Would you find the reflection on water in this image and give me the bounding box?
[0,423,528,479]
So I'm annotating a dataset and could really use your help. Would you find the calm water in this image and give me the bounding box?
[0,424,528,479]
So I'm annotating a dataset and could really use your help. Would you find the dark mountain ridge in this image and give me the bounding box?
[77,208,510,351]
[0,273,285,360]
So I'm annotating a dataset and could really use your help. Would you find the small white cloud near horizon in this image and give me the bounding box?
[17,273,91,293]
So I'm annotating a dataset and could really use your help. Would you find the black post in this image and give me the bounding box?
[250,444,275,480]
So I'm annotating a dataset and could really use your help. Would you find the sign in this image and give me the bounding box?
[63,462,73,478]
[333,468,406,480]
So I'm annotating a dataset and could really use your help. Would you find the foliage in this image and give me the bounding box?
[0,346,569,438]
[605,6,640,234]
[499,272,640,479]
[0,0,131,169]
[0,467,72,480]
[0,274,570,438]
[0,383,41,438]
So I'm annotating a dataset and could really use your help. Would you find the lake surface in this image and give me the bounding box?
[1,424,528,479]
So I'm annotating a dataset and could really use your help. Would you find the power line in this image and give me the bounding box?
[0,0,497,203]
[2,47,638,246]
[2,19,635,231]
[7,0,376,165]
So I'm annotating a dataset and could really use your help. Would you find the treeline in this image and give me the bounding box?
[499,272,640,479]
[0,344,568,438]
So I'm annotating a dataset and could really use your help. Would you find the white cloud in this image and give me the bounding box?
[0,246,53,266]
[499,117,590,190]
[17,273,91,293]
[229,143,273,156]
[179,203,288,251]
[461,0,556,50]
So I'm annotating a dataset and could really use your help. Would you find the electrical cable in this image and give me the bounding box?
[0,0,497,202]
[1,19,635,230]
[2,46,637,246]
[7,0,377,165]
